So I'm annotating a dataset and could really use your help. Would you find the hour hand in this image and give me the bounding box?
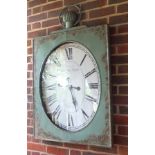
[70,85,80,91]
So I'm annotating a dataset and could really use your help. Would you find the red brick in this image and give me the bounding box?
[28,13,47,23]
[27,103,31,110]
[28,0,47,8]
[27,151,31,155]
[42,140,63,146]
[27,56,32,63]
[28,9,32,16]
[113,115,128,125]
[64,143,88,150]
[112,75,128,84]
[113,105,118,114]
[110,34,128,44]
[109,26,117,35]
[119,105,128,114]
[28,29,46,38]
[118,65,128,74]
[89,145,117,154]
[119,86,128,94]
[42,1,63,11]
[42,18,59,28]
[111,65,116,74]
[33,6,41,14]
[113,124,117,135]
[27,95,33,102]
[27,40,31,46]
[28,64,33,70]
[109,14,128,24]
[117,44,128,54]
[31,137,42,143]
[27,134,32,141]
[64,0,83,5]
[112,86,117,94]
[82,0,107,10]
[27,127,33,134]
[27,143,46,152]
[27,80,33,86]
[32,22,41,29]
[112,96,128,105]
[110,45,117,54]
[117,3,128,13]
[27,24,31,31]
[27,87,32,94]
[28,110,33,118]
[82,18,107,26]
[83,152,108,155]
[70,150,81,155]
[48,10,60,18]
[118,24,128,33]
[47,25,61,34]
[109,0,128,4]
[119,146,128,155]
[27,118,33,126]
[28,47,33,54]
[27,72,32,79]
[32,152,40,155]
[114,135,128,145]
[27,103,33,110]
[47,146,69,155]
[81,12,88,20]
[111,55,128,64]
[90,6,115,18]
[118,125,128,135]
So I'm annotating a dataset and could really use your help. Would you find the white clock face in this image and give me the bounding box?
[41,42,101,132]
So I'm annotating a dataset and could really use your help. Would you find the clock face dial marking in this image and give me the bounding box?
[65,48,73,60]
[46,83,57,90]
[41,42,101,132]
[88,83,99,89]
[68,114,74,127]
[81,109,89,120]
[85,95,97,103]
[80,54,87,66]
[85,68,96,78]
[47,94,57,105]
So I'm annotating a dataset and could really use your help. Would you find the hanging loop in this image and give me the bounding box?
[59,5,81,29]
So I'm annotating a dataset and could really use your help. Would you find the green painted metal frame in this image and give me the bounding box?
[33,25,112,147]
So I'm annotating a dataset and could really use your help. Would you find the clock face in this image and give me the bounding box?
[40,42,101,132]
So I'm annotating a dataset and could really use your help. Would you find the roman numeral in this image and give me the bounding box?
[46,83,57,90]
[85,68,96,78]
[65,48,72,60]
[81,109,89,120]
[68,114,74,127]
[85,95,97,102]
[80,54,87,66]
[52,105,61,119]
[88,83,99,89]
[47,94,57,106]
[53,57,61,66]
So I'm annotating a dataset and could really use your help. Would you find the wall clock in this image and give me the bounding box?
[33,25,112,147]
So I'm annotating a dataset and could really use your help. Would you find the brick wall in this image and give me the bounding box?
[27,0,128,155]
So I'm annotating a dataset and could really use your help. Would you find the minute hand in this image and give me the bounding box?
[69,85,78,111]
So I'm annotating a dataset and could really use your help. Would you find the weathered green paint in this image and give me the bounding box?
[33,25,112,147]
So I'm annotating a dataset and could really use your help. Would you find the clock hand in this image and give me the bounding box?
[66,77,80,90]
[58,83,63,87]
[68,86,78,111]
[70,85,80,91]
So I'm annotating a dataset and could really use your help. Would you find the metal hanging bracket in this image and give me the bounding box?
[59,5,81,29]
